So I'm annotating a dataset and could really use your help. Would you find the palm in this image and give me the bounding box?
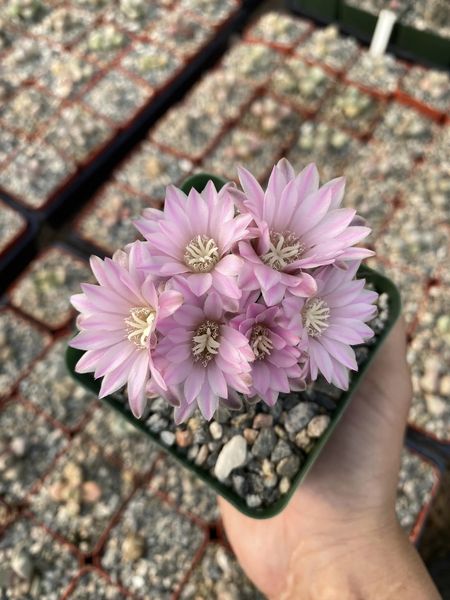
[219,320,411,598]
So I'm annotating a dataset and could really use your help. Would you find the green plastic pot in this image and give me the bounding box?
[66,172,401,519]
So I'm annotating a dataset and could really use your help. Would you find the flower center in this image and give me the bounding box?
[302,298,330,338]
[184,235,219,273]
[250,325,273,360]
[125,307,156,349]
[192,320,221,366]
[260,230,305,271]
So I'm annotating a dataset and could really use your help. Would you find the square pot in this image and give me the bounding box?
[66,173,401,518]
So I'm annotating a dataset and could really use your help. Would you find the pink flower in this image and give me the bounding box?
[154,283,254,421]
[283,261,378,390]
[231,300,305,407]
[134,181,252,309]
[69,243,184,418]
[233,158,374,305]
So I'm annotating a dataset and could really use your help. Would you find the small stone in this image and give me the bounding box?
[424,394,447,416]
[271,439,292,462]
[243,428,258,444]
[209,421,223,440]
[284,402,317,434]
[262,459,277,488]
[65,498,81,516]
[187,444,199,461]
[274,425,287,439]
[11,548,33,582]
[49,482,64,502]
[214,436,247,482]
[10,436,27,457]
[421,357,441,393]
[251,427,277,458]
[439,375,450,396]
[246,494,262,508]
[63,462,83,486]
[160,431,175,446]
[232,474,246,496]
[279,476,291,494]
[294,429,312,451]
[252,413,273,429]
[276,455,300,479]
[81,481,102,503]
[307,415,330,438]
[175,429,193,447]
[195,444,209,466]
[231,413,253,429]
[123,533,145,562]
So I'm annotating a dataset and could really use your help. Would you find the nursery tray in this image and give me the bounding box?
[66,173,401,519]
[339,3,450,68]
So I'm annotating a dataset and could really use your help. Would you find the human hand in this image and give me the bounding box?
[218,318,441,599]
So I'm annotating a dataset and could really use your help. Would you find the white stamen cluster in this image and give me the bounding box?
[184,235,219,272]
[302,298,330,337]
[261,230,305,271]
[125,307,156,348]
[192,320,221,366]
[250,325,273,359]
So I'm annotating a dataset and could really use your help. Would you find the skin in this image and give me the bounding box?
[218,319,441,599]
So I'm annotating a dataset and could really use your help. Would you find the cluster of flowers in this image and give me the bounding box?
[70,159,378,423]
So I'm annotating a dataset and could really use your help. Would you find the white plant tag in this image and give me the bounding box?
[369,9,398,57]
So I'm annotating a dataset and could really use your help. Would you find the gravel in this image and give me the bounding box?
[407,285,450,440]
[241,94,303,144]
[180,544,264,600]
[319,83,384,136]
[0,309,51,400]
[9,246,91,330]
[75,181,148,254]
[287,120,364,183]
[222,42,282,84]
[0,518,79,600]
[372,104,438,162]
[19,337,96,431]
[0,201,26,255]
[0,401,67,505]
[83,404,160,473]
[39,51,98,100]
[396,448,438,535]
[101,488,206,598]
[120,41,181,89]
[346,51,406,95]
[66,569,127,599]
[149,454,219,523]
[31,6,94,46]
[202,126,282,183]
[75,23,131,68]
[400,66,450,114]
[0,140,76,209]
[367,258,427,332]
[270,56,336,114]
[375,207,449,278]
[116,141,192,199]
[83,70,153,125]
[149,9,210,60]
[0,129,20,166]
[299,25,360,73]
[0,86,58,138]
[30,438,134,553]
[43,103,114,166]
